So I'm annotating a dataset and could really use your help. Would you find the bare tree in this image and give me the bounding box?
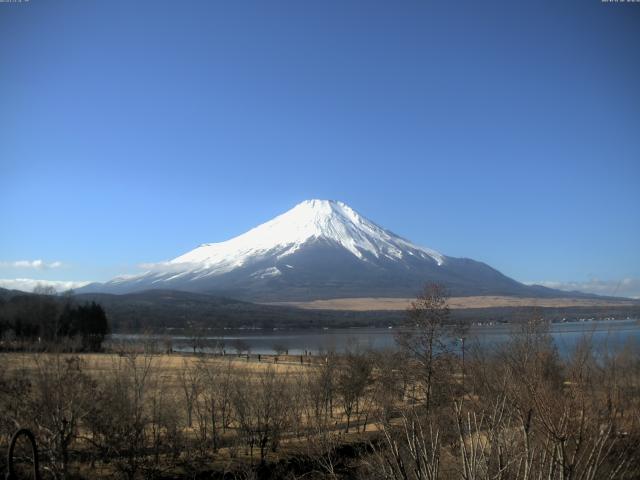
[372,409,441,480]
[21,354,95,479]
[85,352,155,480]
[457,317,640,480]
[232,338,251,356]
[194,358,234,453]
[395,283,463,411]
[231,366,292,463]
[178,359,201,428]
[371,349,411,423]
[336,349,373,433]
[272,343,287,356]
[147,364,183,476]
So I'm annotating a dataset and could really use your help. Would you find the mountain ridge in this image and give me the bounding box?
[79,200,601,301]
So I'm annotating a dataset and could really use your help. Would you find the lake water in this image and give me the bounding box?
[110,318,640,357]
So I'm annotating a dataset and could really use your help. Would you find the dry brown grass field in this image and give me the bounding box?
[1,350,381,479]
[267,295,639,311]
[2,351,314,377]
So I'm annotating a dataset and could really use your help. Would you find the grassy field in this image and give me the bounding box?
[267,295,640,311]
[1,351,319,404]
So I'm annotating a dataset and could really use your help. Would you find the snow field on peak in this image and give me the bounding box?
[169,200,444,274]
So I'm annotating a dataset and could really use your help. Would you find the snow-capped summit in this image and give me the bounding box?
[170,199,444,273]
[82,200,552,301]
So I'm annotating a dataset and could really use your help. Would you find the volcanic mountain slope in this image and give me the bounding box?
[80,199,582,301]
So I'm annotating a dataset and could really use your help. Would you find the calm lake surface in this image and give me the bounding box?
[111,318,640,356]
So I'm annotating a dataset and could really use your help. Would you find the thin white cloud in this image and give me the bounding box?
[527,278,640,299]
[0,278,91,293]
[0,259,65,270]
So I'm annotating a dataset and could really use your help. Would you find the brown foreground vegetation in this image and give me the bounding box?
[1,331,639,479]
[1,286,639,479]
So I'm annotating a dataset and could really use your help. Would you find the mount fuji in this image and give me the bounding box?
[80,200,569,301]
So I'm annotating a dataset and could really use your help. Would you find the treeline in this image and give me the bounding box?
[73,289,405,332]
[454,304,640,324]
[60,289,640,332]
[0,287,109,351]
[2,287,638,334]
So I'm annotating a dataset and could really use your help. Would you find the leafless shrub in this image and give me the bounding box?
[192,357,234,454]
[336,349,373,433]
[84,352,155,480]
[231,366,292,463]
[371,408,441,480]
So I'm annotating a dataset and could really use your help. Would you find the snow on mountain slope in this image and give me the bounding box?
[168,199,443,277]
[82,199,559,301]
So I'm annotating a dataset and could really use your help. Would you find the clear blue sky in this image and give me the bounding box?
[1,0,639,296]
